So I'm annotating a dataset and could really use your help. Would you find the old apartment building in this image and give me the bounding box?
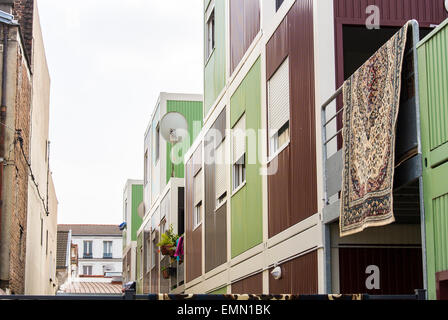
[0,0,58,295]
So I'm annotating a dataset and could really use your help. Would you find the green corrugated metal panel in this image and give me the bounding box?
[418,19,448,300]
[433,191,448,272]
[131,184,144,241]
[204,0,226,115]
[210,286,227,294]
[136,232,143,294]
[230,58,263,258]
[166,100,203,183]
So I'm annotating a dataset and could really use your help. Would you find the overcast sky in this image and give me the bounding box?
[37,0,204,224]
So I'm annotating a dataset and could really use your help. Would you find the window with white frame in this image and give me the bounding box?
[232,114,246,191]
[151,236,157,269]
[83,241,93,258]
[268,57,290,157]
[215,139,226,207]
[206,9,215,60]
[103,241,112,258]
[193,169,203,228]
[83,265,93,276]
[194,202,203,229]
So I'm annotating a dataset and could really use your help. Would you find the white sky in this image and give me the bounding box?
[37,0,204,224]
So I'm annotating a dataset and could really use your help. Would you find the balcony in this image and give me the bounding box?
[320,21,423,226]
[103,253,113,259]
[83,253,93,259]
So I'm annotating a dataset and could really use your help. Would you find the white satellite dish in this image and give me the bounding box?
[160,112,189,177]
[445,0,448,13]
[160,112,189,144]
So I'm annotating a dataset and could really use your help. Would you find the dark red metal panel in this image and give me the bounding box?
[436,271,448,300]
[339,247,423,294]
[185,145,203,283]
[268,147,290,238]
[266,0,317,238]
[269,251,318,294]
[232,272,263,294]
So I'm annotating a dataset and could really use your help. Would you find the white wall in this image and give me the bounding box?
[72,236,122,276]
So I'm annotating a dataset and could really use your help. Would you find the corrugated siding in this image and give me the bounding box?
[231,272,263,294]
[230,58,263,258]
[166,100,203,182]
[230,0,260,75]
[422,26,448,151]
[186,145,203,283]
[266,0,317,237]
[131,185,143,241]
[339,248,423,294]
[204,0,226,115]
[419,20,448,300]
[268,251,318,294]
[205,110,227,273]
[433,193,448,272]
[334,0,448,26]
[210,286,227,294]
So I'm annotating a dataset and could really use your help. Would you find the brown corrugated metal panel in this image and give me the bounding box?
[230,0,260,75]
[334,0,448,26]
[185,144,203,283]
[205,109,227,273]
[333,0,448,147]
[267,147,290,238]
[269,251,318,294]
[231,272,263,294]
[266,17,289,80]
[266,0,317,238]
[339,247,423,294]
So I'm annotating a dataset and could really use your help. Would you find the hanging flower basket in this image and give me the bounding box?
[160,244,175,256]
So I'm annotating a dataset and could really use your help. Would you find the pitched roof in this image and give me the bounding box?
[61,281,122,295]
[58,224,121,236]
[56,231,69,268]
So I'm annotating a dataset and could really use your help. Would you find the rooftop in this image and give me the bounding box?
[59,281,122,295]
[58,224,121,236]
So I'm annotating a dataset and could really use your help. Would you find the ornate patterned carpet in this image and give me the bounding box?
[340,23,410,237]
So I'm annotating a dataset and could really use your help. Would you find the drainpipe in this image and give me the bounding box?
[0,24,9,265]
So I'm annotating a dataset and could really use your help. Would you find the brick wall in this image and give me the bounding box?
[6,41,32,294]
[13,0,34,61]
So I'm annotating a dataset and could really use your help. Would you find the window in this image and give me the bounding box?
[193,169,203,227]
[268,57,290,156]
[83,241,93,258]
[144,150,148,185]
[151,237,157,269]
[194,202,202,229]
[232,114,246,191]
[275,0,284,11]
[83,265,93,276]
[215,140,226,207]
[206,9,215,60]
[155,123,160,162]
[103,241,113,258]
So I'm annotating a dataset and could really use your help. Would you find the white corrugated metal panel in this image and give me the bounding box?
[194,170,203,206]
[215,141,227,200]
[232,114,246,164]
[268,57,290,137]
